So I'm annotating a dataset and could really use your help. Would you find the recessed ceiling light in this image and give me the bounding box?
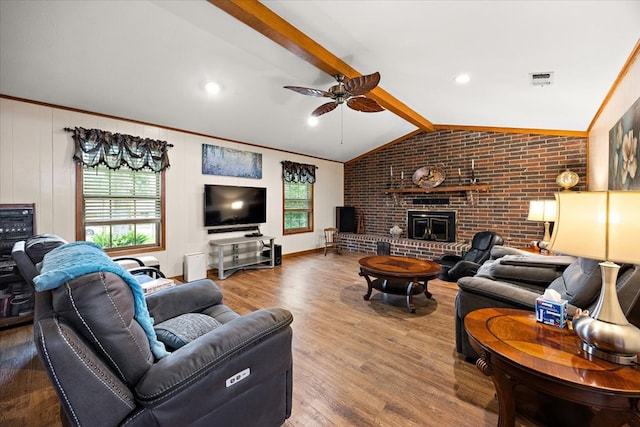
[204,81,221,95]
[455,74,470,84]
[307,116,318,127]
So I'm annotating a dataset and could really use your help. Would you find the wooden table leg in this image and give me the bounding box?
[405,282,416,313]
[492,369,516,427]
[359,271,373,301]
[475,349,516,427]
[423,279,433,299]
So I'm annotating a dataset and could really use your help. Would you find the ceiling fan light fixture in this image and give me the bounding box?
[307,116,319,127]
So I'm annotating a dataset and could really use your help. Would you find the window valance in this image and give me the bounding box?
[66,127,171,172]
[281,161,317,183]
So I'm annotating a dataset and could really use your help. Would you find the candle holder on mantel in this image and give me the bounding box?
[388,170,406,189]
[388,166,395,190]
[470,160,478,184]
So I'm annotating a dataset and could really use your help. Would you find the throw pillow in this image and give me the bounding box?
[548,257,601,308]
[155,313,222,350]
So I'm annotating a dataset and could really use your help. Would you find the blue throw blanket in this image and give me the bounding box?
[33,241,169,359]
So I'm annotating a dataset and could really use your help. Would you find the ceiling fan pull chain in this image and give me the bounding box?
[341,104,344,145]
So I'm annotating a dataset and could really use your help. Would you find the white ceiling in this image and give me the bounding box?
[1,1,639,162]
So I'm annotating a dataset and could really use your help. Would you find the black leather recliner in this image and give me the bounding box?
[11,234,68,289]
[13,234,294,427]
[436,230,504,281]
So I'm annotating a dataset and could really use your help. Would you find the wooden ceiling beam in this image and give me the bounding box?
[208,0,435,132]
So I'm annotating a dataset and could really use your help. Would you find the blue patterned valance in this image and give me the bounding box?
[67,127,171,172]
[281,161,317,183]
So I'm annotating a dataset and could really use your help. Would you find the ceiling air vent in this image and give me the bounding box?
[530,71,554,86]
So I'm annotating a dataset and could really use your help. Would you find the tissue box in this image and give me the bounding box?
[535,296,568,328]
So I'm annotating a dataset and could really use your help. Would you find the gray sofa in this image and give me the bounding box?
[15,235,294,427]
[455,246,640,359]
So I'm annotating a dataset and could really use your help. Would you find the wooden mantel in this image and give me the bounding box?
[382,184,490,194]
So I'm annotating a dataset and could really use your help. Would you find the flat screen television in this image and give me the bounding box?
[204,184,267,228]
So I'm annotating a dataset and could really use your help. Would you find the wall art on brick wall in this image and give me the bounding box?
[609,96,640,190]
[202,144,262,178]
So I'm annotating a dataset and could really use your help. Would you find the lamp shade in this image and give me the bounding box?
[549,191,640,265]
[526,200,556,222]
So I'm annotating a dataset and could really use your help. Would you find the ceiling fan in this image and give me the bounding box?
[284,72,384,117]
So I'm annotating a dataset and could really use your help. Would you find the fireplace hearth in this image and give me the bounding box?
[407,210,456,242]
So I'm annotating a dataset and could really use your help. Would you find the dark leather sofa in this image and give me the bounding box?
[455,246,640,359]
[14,235,294,427]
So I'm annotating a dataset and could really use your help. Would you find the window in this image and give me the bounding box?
[76,164,165,253]
[69,126,170,254]
[281,160,316,234]
[283,181,313,234]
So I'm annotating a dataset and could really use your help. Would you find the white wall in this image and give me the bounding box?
[588,48,640,190]
[0,98,344,277]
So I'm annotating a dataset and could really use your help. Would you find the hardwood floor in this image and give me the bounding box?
[0,251,540,426]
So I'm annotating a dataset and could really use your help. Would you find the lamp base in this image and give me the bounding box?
[572,261,640,365]
[542,221,551,243]
[581,341,638,366]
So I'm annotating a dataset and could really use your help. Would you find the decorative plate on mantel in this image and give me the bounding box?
[412,166,445,188]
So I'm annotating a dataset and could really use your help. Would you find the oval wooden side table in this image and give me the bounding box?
[465,308,640,427]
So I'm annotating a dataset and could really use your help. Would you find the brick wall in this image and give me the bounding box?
[344,129,587,249]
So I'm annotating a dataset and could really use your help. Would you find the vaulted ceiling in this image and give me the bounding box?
[1,1,639,162]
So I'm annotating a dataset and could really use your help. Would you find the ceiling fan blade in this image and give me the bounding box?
[347,97,384,113]
[343,72,380,96]
[311,102,338,117]
[283,86,332,97]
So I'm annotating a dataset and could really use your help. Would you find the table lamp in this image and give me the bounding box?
[527,200,556,244]
[549,191,640,365]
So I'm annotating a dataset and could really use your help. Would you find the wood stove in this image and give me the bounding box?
[407,210,456,242]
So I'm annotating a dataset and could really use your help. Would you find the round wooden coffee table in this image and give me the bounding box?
[465,308,640,426]
[358,255,441,313]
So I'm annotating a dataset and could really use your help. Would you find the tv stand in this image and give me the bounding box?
[209,235,275,280]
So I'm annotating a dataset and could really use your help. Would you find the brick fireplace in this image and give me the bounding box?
[344,128,588,249]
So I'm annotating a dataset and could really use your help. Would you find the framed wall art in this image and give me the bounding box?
[609,96,640,190]
[202,144,262,179]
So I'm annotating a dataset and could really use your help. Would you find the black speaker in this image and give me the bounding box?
[376,241,390,255]
[263,244,282,266]
[336,206,356,232]
[273,244,282,266]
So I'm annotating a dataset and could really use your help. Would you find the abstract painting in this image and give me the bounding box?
[609,96,640,190]
[202,144,262,179]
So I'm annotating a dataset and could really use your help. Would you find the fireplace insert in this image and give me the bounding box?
[407,211,456,242]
